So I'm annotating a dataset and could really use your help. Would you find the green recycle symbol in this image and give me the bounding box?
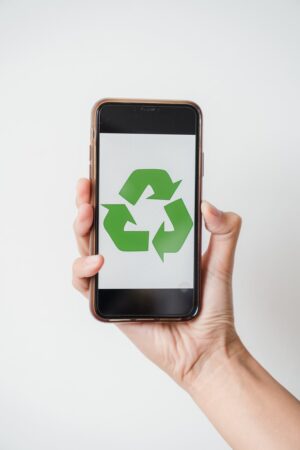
[102,169,193,262]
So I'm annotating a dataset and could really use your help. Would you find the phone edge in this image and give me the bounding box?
[89,98,203,323]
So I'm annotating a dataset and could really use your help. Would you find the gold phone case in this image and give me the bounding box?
[89,98,203,322]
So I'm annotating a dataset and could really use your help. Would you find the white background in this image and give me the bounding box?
[0,1,299,449]
[99,134,195,288]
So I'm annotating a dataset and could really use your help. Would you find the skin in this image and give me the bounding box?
[73,178,300,449]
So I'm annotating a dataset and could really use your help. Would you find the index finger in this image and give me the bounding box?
[76,178,91,207]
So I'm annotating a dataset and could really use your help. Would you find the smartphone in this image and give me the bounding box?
[89,99,203,322]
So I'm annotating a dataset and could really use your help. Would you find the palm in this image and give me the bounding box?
[117,248,235,386]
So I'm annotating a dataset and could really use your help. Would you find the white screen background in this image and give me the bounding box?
[98,133,196,289]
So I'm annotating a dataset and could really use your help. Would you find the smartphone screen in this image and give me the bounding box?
[93,102,202,320]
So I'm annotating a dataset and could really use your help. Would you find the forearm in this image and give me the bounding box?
[185,340,300,450]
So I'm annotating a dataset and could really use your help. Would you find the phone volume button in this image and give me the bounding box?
[201,152,204,177]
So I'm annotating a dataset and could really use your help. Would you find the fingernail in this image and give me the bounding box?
[206,201,222,217]
[87,255,101,265]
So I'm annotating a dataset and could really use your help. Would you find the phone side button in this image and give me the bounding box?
[201,152,204,177]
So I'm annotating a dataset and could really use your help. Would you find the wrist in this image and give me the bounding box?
[182,333,248,398]
[183,335,300,450]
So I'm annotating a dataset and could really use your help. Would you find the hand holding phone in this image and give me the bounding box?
[72,102,300,450]
[73,179,242,388]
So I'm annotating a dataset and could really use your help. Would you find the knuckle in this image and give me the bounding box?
[202,264,233,286]
[72,274,83,291]
[228,212,242,231]
[72,277,77,289]
[72,257,80,275]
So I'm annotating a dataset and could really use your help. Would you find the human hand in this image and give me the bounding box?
[72,178,243,390]
[73,178,300,450]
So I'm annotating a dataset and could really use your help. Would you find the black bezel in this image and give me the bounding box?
[94,101,201,321]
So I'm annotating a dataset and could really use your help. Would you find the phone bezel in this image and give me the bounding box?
[89,99,203,322]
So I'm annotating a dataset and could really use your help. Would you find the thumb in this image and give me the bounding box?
[201,201,242,281]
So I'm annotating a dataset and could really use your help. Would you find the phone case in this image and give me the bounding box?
[89,98,203,322]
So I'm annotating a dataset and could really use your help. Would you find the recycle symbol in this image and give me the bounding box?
[102,169,193,262]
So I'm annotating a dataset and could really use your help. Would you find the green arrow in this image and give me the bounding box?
[152,199,193,261]
[119,169,181,205]
[102,204,149,251]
